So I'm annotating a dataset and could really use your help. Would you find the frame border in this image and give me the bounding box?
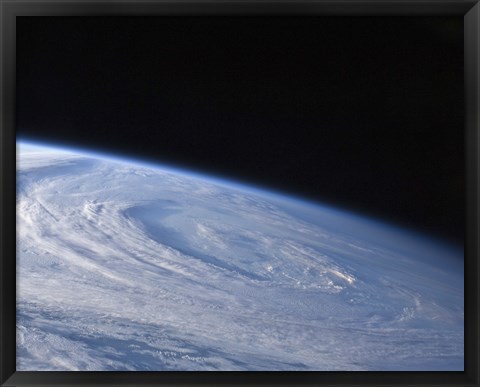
[1,1,479,386]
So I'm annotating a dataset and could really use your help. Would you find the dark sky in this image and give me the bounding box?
[16,16,464,245]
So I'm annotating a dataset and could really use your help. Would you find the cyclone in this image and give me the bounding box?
[16,141,464,371]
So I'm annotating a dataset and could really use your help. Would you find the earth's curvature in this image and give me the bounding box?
[16,141,464,371]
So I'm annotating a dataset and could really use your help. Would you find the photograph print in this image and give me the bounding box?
[15,15,464,371]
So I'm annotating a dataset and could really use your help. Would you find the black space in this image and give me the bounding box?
[16,16,464,245]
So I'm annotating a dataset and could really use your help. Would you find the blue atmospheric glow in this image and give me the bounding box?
[17,139,463,259]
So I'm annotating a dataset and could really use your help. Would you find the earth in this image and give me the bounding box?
[16,141,464,371]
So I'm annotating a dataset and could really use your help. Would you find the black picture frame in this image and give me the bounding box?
[1,1,479,386]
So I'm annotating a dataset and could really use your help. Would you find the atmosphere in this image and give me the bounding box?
[16,16,464,244]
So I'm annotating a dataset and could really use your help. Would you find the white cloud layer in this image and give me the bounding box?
[16,143,464,371]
